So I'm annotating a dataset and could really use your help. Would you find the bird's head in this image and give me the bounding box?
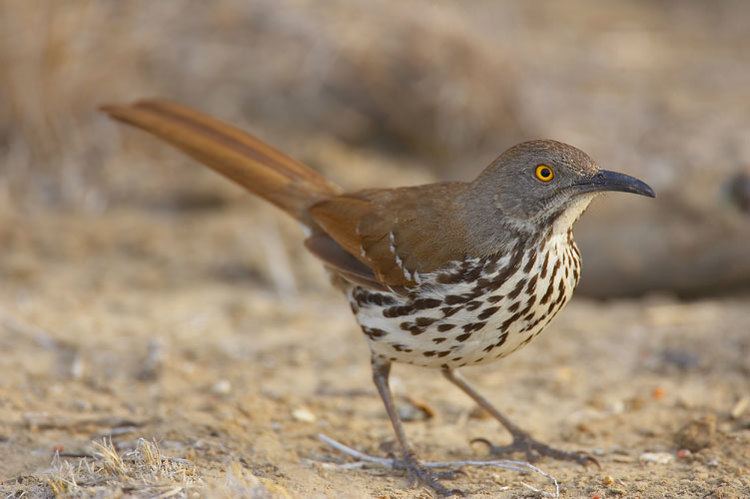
[469,140,655,234]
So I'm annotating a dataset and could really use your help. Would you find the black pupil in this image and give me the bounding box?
[541,168,551,178]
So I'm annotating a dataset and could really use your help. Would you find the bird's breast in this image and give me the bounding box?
[349,230,582,368]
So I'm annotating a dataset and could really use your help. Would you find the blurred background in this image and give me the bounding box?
[2,0,749,297]
[1,1,749,497]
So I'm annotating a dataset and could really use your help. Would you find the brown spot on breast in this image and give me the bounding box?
[501,312,523,331]
[465,300,483,311]
[487,295,504,304]
[400,322,427,336]
[433,337,447,344]
[444,295,467,305]
[495,332,509,347]
[508,278,527,300]
[523,250,538,273]
[415,317,438,327]
[436,272,461,284]
[437,350,451,357]
[354,289,397,307]
[456,332,472,342]
[383,305,415,318]
[540,262,561,305]
[474,278,491,289]
[539,231,550,252]
[392,344,413,353]
[413,298,442,310]
[540,252,551,279]
[482,258,499,275]
[508,301,520,312]
[462,321,487,333]
[483,241,526,292]
[478,306,501,320]
[362,327,387,340]
[441,306,460,317]
[526,275,538,294]
[423,351,437,357]
[437,323,456,332]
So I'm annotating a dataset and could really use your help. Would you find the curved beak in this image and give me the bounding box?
[577,170,656,198]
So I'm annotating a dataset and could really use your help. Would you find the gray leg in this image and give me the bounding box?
[442,368,598,467]
[371,356,463,496]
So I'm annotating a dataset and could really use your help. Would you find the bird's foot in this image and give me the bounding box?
[392,451,465,497]
[472,433,600,468]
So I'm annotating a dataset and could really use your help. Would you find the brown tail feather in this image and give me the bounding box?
[101,99,340,225]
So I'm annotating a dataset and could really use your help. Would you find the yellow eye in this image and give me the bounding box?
[535,164,555,182]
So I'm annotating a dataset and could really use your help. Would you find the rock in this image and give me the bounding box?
[639,452,674,464]
[291,407,316,423]
[674,415,717,452]
[211,379,232,395]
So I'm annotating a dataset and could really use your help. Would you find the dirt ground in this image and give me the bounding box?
[1,200,748,498]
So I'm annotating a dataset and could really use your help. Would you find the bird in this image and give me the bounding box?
[102,99,655,496]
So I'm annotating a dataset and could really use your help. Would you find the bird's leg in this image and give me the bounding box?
[442,369,599,467]
[371,356,463,497]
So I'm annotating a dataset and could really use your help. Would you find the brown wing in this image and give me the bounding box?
[304,233,386,290]
[309,183,470,288]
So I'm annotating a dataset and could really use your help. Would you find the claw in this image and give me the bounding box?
[469,434,601,469]
[469,437,494,450]
[393,453,465,497]
[575,452,601,469]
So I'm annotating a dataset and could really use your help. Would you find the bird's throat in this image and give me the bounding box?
[551,194,596,235]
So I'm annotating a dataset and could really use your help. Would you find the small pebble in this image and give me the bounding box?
[676,449,692,459]
[211,379,232,395]
[639,452,674,464]
[602,475,614,486]
[730,397,749,420]
[292,407,316,423]
[651,387,666,400]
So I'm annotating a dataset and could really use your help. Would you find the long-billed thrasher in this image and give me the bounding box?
[103,99,655,496]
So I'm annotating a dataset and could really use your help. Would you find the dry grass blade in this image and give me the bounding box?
[92,438,127,476]
[42,437,205,497]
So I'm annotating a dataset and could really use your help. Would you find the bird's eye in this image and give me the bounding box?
[535,164,555,182]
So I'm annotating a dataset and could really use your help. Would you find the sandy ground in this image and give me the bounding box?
[1,201,748,498]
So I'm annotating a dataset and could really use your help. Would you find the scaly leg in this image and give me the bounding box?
[442,369,599,467]
[371,357,463,497]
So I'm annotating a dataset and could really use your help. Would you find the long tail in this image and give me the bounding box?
[101,99,340,225]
